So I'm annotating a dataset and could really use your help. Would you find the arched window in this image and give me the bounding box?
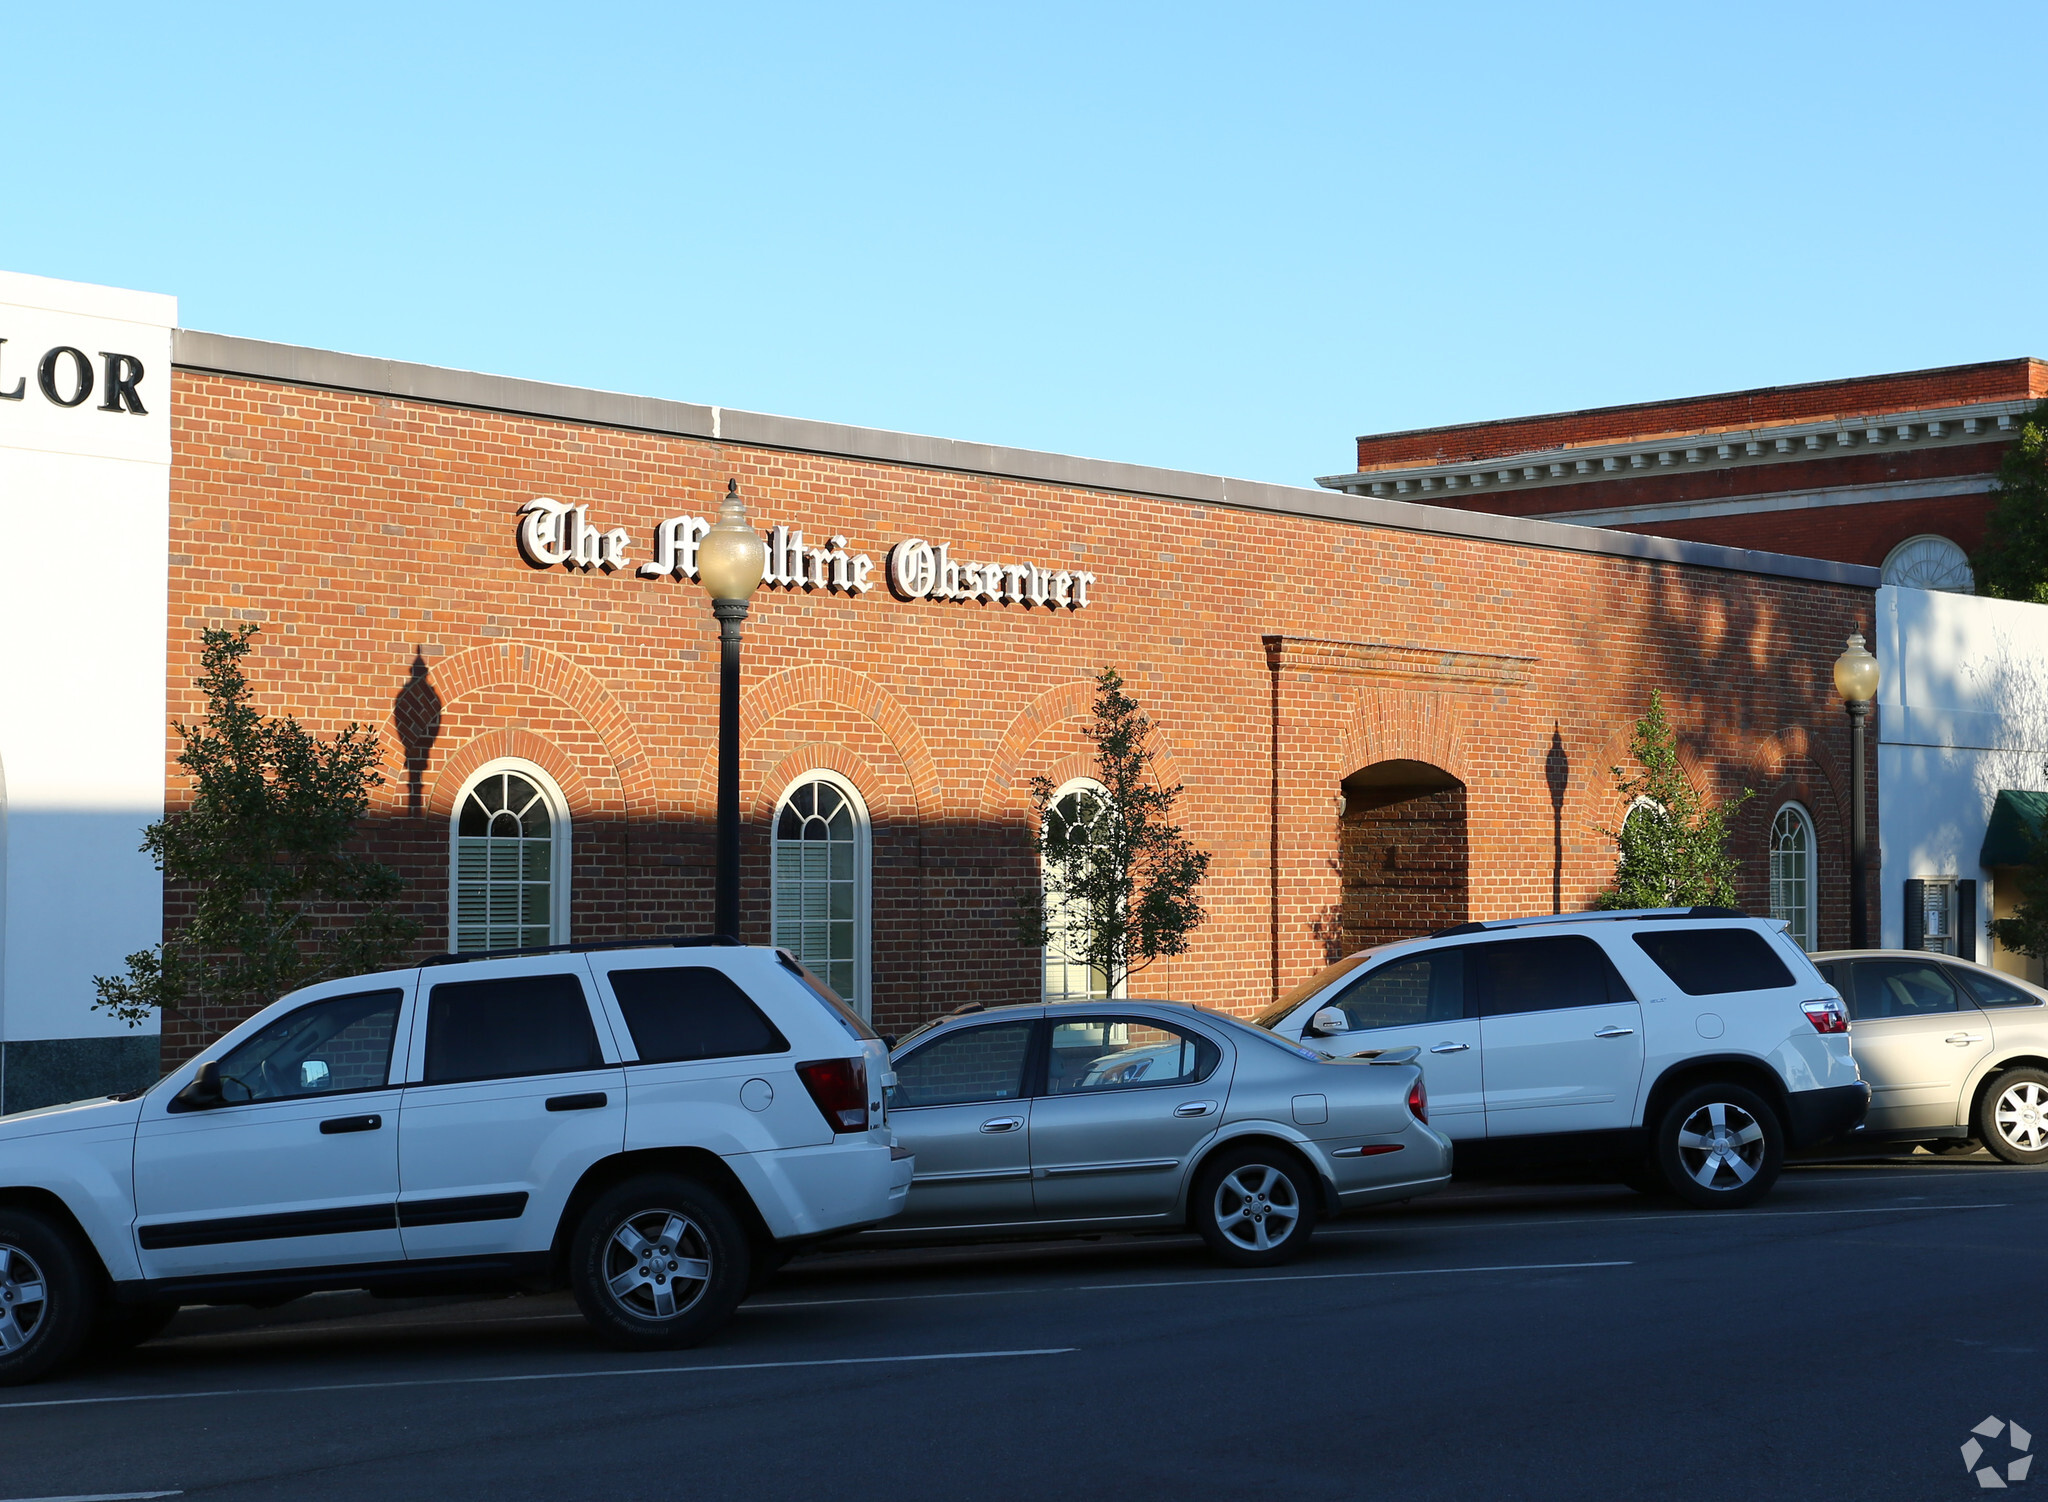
[1881,534,1974,593]
[450,761,570,953]
[1042,778,1113,1002]
[1769,803,1818,952]
[772,774,870,1014]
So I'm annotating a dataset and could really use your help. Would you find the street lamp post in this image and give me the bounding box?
[696,479,768,940]
[1833,632,1881,949]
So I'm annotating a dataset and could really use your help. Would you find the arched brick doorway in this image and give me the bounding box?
[1338,759,1469,951]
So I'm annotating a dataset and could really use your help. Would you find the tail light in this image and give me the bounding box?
[796,1057,870,1132]
[1407,1075,1428,1123]
[1802,998,1849,1035]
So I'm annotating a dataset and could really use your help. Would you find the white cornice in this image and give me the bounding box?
[1535,474,1997,529]
[1317,399,2032,499]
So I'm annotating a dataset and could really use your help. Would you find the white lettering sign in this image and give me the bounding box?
[514,499,1092,611]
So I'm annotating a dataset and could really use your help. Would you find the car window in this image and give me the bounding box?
[1847,961,1961,1021]
[1469,936,1633,1017]
[889,1021,1035,1108]
[608,966,789,1063]
[423,973,604,1084]
[213,989,404,1104]
[1255,954,1375,1028]
[1046,1017,1220,1094]
[1324,950,1467,1031]
[1632,928,1795,995]
[1948,967,2043,1010]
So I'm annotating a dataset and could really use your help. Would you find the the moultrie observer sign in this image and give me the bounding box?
[518,497,1098,611]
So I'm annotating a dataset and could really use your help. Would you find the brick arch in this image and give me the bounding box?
[980,681,1188,821]
[374,640,657,816]
[716,664,937,822]
[1334,689,1474,788]
[426,725,611,822]
[750,743,894,826]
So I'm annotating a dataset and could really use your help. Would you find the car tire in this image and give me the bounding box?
[1976,1068,2048,1165]
[1191,1144,1319,1267]
[1652,1083,1784,1209]
[0,1208,98,1386]
[569,1174,751,1351]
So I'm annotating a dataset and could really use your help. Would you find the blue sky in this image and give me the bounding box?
[7,3,2041,484]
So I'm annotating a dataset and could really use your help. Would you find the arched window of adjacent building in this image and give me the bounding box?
[1881,534,1974,593]
[450,761,571,953]
[1042,778,1113,1002]
[1769,803,1818,952]
[772,773,870,1015]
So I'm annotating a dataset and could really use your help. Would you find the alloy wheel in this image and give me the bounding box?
[602,1210,713,1322]
[0,1244,48,1355]
[1212,1164,1301,1253]
[1994,1081,2048,1153]
[1674,1101,1767,1192]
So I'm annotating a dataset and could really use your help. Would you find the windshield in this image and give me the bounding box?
[1253,954,1376,1028]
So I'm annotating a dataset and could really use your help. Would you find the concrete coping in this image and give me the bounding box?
[171,329,1880,591]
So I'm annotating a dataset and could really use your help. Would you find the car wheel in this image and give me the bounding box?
[0,1209,97,1386]
[1976,1068,2048,1165]
[570,1175,750,1350]
[1192,1145,1319,1267]
[1653,1084,1784,1209]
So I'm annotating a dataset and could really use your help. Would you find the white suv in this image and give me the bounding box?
[0,940,912,1384]
[1256,908,1868,1207]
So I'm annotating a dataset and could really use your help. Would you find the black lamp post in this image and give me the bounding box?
[696,479,768,939]
[1833,632,1880,948]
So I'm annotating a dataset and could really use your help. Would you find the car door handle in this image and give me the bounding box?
[319,1114,382,1134]
[1946,1034,1988,1045]
[1173,1100,1219,1118]
[1594,1026,1636,1038]
[980,1116,1024,1133]
[1429,1042,1470,1054]
[546,1092,609,1112]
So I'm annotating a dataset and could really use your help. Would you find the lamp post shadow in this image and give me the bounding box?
[395,648,442,818]
[1545,725,1570,915]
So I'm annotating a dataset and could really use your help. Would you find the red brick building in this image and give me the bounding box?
[1318,359,2048,591]
[160,332,1879,1064]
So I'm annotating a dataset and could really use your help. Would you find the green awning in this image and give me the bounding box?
[1981,789,2048,867]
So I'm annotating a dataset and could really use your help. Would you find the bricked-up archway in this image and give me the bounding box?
[1338,760,1469,951]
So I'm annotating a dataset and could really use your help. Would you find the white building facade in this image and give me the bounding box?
[0,270,174,1111]
[1876,583,2048,977]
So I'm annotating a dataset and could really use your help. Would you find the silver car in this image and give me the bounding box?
[1813,950,2048,1163]
[861,1000,1452,1265]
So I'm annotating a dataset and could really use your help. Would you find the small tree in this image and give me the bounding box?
[1017,668,1211,997]
[1594,689,1752,910]
[94,624,421,1027]
[1973,399,2048,603]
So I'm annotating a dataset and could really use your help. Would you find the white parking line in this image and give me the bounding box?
[749,1259,1631,1311]
[0,1494,183,1501]
[0,1348,1074,1413]
[1322,1201,2012,1239]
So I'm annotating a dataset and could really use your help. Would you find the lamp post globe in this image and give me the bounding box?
[699,480,768,940]
[1834,632,1880,950]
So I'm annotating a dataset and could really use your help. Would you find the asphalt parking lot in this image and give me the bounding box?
[7,1151,2041,1502]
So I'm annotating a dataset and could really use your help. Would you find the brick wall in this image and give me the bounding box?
[163,370,1880,1063]
[1354,359,2047,471]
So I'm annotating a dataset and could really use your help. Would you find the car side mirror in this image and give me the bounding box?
[300,1059,331,1091]
[1308,1007,1351,1038]
[175,1060,224,1110]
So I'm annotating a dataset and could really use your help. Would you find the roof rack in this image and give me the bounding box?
[420,935,742,968]
[1427,906,1748,940]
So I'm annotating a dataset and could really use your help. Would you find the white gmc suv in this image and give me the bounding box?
[1257,908,1869,1207]
[0,940,912,1384]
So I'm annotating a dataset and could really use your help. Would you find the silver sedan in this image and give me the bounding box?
[1813,950,2048,1162]
[862,1000,1452,1265]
